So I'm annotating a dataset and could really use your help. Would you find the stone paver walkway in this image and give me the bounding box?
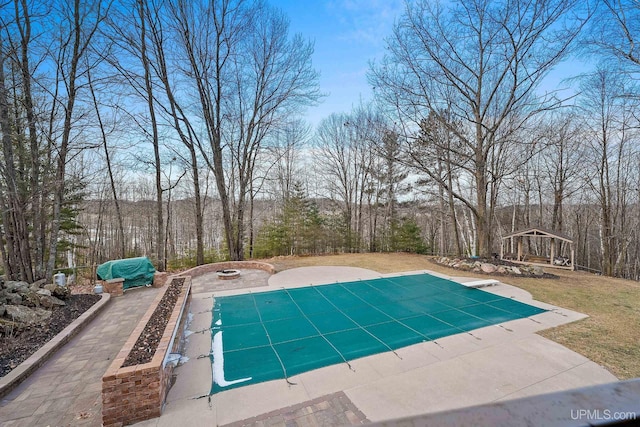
[222,392,369,427]
[0,286,161,427]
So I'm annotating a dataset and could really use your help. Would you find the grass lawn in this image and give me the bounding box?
[265,253,640,380]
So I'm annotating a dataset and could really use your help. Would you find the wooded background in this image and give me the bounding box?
[2,0,640,282]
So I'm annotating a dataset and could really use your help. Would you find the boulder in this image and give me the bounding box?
[37,289,52,297]
[44,284,57,292]
[39,295,66,309]
[52,286,71,300]
[22,291,41,308]
[5,281,29,294]
[497,266,507,274]
[481,263,497,273]
[31,278,47,288]
[532,266,545,276]
[511,266,522,275]
[4,305,51,325]
[7,293,22,305]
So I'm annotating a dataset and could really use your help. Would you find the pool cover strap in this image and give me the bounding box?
[304,285,401,359]
[209,273,547,394]
[283,287,366,369]
[249,291,296,385]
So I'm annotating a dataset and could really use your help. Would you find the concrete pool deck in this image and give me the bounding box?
[137,266,618,427]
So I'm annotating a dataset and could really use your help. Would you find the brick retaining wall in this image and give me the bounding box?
[101,276,192,427]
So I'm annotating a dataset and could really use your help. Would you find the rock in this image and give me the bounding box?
[39,295,66,309]
[4,305,51,325]
[5,281,29,294]
[29,279,47,292]
[22,291,41,308]
[532,266,545,276]
[37,289,52,297]
[52,286,71,300]
[44,284,57,292]
[31,278,47,288]
[7,293,22,305]
[511,266,522,275]
[0,304,5,317]
[497,266,507,274]
[481,263,497,273]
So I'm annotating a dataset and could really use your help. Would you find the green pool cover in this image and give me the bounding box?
[210,273,546,394]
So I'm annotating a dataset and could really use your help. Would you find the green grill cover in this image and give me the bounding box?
[96,257,156,290]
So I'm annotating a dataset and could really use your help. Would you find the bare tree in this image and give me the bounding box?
[587,0,640,67]
[11,0,44,278]
[169,0,321,260]
[0,0,52,281]
[144,0,206,265]
[0,30,35,281]
[87,65,126,259]
[370,0,586,256]
[579,67,639,276]
[45,0,106,279]
[266,119,311,202]
[315,104,401,252]
[538,112,585,234]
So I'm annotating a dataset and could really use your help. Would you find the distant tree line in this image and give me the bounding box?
[2,0,640,281]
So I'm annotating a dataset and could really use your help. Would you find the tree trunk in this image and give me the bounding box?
[15,0,45,278]
[47,0,83,280]
[88,68,125,259]
[137,0,164,271]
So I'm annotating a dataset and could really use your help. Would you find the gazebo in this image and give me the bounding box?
[500,227,575,271]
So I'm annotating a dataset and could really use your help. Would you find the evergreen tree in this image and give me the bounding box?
[391,217,429,254]
[255,181,325,257]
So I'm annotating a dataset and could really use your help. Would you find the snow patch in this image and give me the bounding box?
[211,331,252,387]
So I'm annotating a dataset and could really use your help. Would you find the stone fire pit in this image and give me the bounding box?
[217,269,240,280]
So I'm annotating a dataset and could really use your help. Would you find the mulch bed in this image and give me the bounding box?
[123,277,184,367]
[0,294,101,378]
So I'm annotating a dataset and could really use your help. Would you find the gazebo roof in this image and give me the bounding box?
[502,227,573,244]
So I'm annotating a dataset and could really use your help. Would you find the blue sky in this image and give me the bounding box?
[274,0,405,127]
[274,0,582,129]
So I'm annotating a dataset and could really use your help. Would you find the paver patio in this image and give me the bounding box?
[0,266,621,427]
[0,286,161,426]
[138,267,618,426]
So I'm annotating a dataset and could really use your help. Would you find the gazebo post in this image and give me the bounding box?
[550,238,555,265]
[517,238,522,261]
[571,245,575,271]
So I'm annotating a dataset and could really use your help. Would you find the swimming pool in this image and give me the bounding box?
[210,273,546,393]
